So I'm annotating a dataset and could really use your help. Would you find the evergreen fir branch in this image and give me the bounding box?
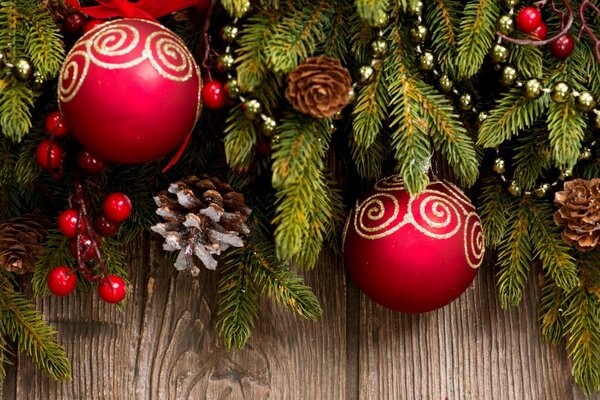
[216,250,260,350]
[540,278,566,346]
[351,61,388,179]
[264,0,333,73]
[14,137,41,184]
[496,198,533,308]
[0,273,71,380]
[477,86,550,148]
[0,333,10,381]
[247,240,322,319]
[508,44,543,79]
[546,101,586,169]
[349,12,373,65]
[512,128,552,190]
[221,0,253,18]
[0,77,35,141]
[33,229,72,297]
[455,0,499,79]
[322,176,346,252]
[0,138,17,185]
[478,177,510,246]
[224,105,259,173]
[528,200,578,291]
[412,79,480,187]
[425,0,460,73]
[564,288,600,396]
[354,0,390,28]
[317,0,352,60]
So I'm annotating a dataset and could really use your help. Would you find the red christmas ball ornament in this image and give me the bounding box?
[63,10,87,35]
[102,192,132,223]
[93,214,120,237]
[44,111,69,137]
[58,19,202,164]
[47,266,77,297]
[76,149,108,175]
[550,33,575,58]
[343,176,485,313]
[201,80,226,110]
[530,22,547,40]
[69,234,96,262]
[35,139,65,170]
[58,209,83,238]
[98,275,127,303]
[82,18,105,34]
[516,6,543,33]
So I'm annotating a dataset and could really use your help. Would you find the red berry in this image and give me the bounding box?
[93,214,120,237]
[550,33,575,58]
[82,18,105,34]
[98,275,127,303]
[102,193,132,223]
[44,111,69,138]
[35,139,65,170]
[516,6,542,33]
[530,22,547,40]
[256,142,272,154]
[63,11,87,34]
[58,209,84,238]
[76,149,108,175]
[47,266,77,297]
[69,234,96,262]
[201,80,226,110]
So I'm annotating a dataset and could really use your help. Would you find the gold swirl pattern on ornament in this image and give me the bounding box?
[440,180,475,211]
[464,212,485,269]
[58,50,90,103]
[409,190,461,239]
[145,31,194,82]
[373,174,405,192]
[354,193,408,239]
[342,213,351,250]
[87,24,145,70]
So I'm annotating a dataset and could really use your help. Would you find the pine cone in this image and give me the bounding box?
[151,176,252,274]
[285,56,352,118]
[554,178,600,251]
[0,213,51,274]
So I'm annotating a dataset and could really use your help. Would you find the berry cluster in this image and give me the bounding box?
[516,6,574,58]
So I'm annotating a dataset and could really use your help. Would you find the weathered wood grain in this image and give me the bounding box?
[358,258,599,400]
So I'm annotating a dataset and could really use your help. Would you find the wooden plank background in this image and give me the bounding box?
[0,233,597,400]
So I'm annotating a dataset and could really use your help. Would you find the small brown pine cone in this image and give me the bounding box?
[554,178,600,251]
[151,176,252,274]
[0,213,51,274]
[285,56,352,118]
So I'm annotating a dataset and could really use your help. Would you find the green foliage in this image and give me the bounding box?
[33,230,72,298]
[425,0,460,74]
[354,0,390,28]
[546,101,586,170]
[224,106,259,173]
[512,129,552,190]
[508,44,543,79]
[0,272,71,381]
[455,0,499,79]
[477,178,510,246]
[539,279,565,346]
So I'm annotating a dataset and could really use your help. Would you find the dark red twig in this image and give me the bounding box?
[579,0,600,63]
[498,0,574,46]
[199,0,218,81]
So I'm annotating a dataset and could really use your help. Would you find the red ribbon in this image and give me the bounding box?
[66,0,198,21]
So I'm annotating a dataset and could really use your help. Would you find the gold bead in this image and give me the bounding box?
[409,23,428,44]
[490,44,509,64]
[524,78,543,99]
[31,70,44,91]
[221,25,239,43]
[358,65,375,84]
[419,51,435,72]
[493,157,506,174]
[458,92,473,111]
[578,147,592,161]
[260,116,277,137]
[242,99,262,120]
[551,81,571,103]
[498,15,515,35]
[534,183,550,198]
[217,53,235,73]
[507,180,522,197]
[370,38,389,59]
[558,167,572,181]
[438,74,453,93]
[593,110,600,130]
[371,11,389,28]
[348,88,356,103]
[408,1,424,16]
[504,0,520,8]
[224,78,241,99]
[13,58,33,81]
[0,50,6,69]
[477,111,489,127]
[271,134,281,145]
[500,65,518,87]
[576,91,596,112]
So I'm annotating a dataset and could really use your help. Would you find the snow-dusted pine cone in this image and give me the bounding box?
[151,176,252,274]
